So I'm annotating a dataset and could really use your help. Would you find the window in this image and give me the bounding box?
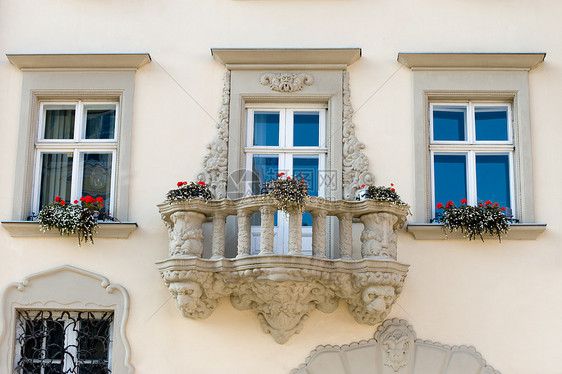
[0,266,133,373]
[246,106,327,254]
[398,52,545,226]
[430,102,514,219]
[33,101,118,215]
[5,53,150,223]
[15,310,113,373]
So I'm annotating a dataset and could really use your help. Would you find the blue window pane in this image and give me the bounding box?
[476,154,511,209]
[293,156,319,227]
[252,155,278,195]
[293,112,319,147]
[434,154,467,210]
[253,112,279,146]
[432,106,466,141]
[475,106,509,141]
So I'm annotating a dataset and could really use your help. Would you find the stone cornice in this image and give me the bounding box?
[6,53,151,71]
[398,52,545,70]
[211,48,361,68]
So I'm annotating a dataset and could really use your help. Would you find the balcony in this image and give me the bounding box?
[157,195,410,343]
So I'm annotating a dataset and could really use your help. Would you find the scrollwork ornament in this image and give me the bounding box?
[342,70,375,200]
[260,72,314,93]
[196,70,230,199]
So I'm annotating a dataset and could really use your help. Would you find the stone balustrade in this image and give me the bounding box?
[157,196,410,343]
[158,195,409,260]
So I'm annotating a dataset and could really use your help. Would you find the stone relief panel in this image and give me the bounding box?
[260,72,314,92]
[157,256,409,344]
[291,319,501,374]
[342,70,375,200]
[196,70,230,199]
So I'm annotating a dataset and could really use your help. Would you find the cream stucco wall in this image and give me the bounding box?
[1,0,562,373]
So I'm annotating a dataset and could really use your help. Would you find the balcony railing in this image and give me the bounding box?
[157,196,410,343]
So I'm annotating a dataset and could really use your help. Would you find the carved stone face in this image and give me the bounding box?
[382,330,410,371]
[362,285,395,313]
[170,282,203,312]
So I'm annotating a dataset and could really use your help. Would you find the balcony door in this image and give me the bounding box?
[245,105,327,255]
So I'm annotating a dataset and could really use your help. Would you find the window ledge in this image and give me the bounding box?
[1,221,137,238]
[397,52,545,70]
[407,223,546,240]
[6,53,151,71]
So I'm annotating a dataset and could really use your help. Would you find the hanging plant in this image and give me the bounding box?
[37,195,111,245]
[166,181,212,202]
[264,173,309,213]
[437,199,510,241]
[359,183,409,207]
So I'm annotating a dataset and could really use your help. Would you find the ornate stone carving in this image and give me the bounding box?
[157,256,409,344]
[360,212,399,259]
[196,70,230,199]
[168,211,206,257]
[260,72,314,92]
[342,71,375,200]
[291,318,501,374]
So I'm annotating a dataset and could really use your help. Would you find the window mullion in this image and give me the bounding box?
[71,149,81,201]
[467,151,477,205]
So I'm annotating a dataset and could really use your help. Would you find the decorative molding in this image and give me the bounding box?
[1,221,138,238]
[0,265,133,373]
[407,223,547,240]
[342,71,375,200]
[196,70,230,199]
[211,48,361,67]
[260,72,314,92]
[157,256,409,344]
[7,53,151,71]
[291,318,501,374]
[397,52,545,70]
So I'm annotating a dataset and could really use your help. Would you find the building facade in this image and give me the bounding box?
[0,0,561,373]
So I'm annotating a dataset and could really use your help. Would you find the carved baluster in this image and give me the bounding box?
[338,213,353,259]
[236,210,252,257]
[211,212,226,259]
[360,212,398,259]
[311,210,327,258]
[259,205,276,255]
[288,209,303,255]
[168,211,206,257]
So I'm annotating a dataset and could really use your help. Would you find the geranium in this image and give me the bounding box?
[263,174,308,212]
[37,196,111,245]
[166,180,212,202]
[436,199,510,241]
[361,184,408,206]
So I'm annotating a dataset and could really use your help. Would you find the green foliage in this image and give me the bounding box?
[364,185,408,206]
[438,201,510,241]
[166,181,212,202]
[265,175,309,212]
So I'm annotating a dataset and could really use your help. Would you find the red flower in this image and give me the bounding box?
[361,184,365,188]
[485,200,491,205]
[479,204,483,207]
[436,203,443,209]
[493,202,499,207]
[460,198,467,204]
[177,181,183,187]
[446,201,453,208]
[54,196,61,202]
[183,181,187,185]
[101,204,104,207]
[501,207,506,211]
[74,200,78,204]
[85,195,95,203]
[198,181,205,186]
[302,179,305,183]
[80,197,85,202]
[276,173,280,177]
[287,176,291,179]
[96,197,104,203]
[390,183,394,187]
[60,200,66,206]
[391,188,395,192]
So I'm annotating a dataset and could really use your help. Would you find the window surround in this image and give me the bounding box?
[0,265,133,373]
[398,52,547,239]
[2,53,149,238]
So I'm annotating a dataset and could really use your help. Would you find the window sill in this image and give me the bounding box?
[407,223,546,240]
[1,221,137,238]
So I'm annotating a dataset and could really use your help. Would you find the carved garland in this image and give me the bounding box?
[196,70,230,199]
[260,72,314,92]
[342,70,375,200]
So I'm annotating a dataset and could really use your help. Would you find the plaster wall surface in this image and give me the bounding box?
[0,0,561,373]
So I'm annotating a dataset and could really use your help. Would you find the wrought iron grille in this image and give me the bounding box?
[14,310,113,374]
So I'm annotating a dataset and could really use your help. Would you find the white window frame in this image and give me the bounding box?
[31,100,119,216]
[14,310,114,373]
[245,104,328,254]
[429,102,516,219]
